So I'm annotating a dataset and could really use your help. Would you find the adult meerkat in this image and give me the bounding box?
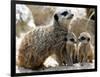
[61,31,78,66]
[17,9,74,69]
[78,32,94,65]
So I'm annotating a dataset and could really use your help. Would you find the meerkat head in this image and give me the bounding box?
[78,32,91,44]
[54,9,74,30]
[64,32,77,45]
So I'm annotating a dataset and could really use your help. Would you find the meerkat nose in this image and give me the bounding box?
[78,39,81,42]
[70,14,74,18]
[74,41,77,43]
[67,14,74,19]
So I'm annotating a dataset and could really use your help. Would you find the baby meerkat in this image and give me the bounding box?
[17,9,74,69]
[78,32,94,65]
[61,31,78,66]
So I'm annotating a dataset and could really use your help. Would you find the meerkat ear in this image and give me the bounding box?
[87,38,90,41]
[54,14,58,21]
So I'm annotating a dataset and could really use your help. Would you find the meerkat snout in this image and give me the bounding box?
[66,14,74,19]
[54,10,74,21]
[54,10,74,31]
[60,11,74,19]
[78,36,90,42]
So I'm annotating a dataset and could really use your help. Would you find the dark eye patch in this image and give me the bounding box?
[61,11,68,16]
[64,37,68,41]
[70,38,75,42]
[54,14,58,21]
[80,36,86,40]
[87,38,90,41]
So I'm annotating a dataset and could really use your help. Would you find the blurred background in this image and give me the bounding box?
[16,4,95,44]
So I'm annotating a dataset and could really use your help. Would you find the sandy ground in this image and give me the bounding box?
[16,62,94,73]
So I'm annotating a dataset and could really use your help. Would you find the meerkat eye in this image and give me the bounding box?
[80,36,86,40]
[70,38,75,42]
[87,38,90,41]
[64,37,68,41]
[61,11,68,16]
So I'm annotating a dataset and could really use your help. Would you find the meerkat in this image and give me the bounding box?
[17,9,74,69]
[60,31,78,66]
[44,32,77,67]
[78,32,94,65]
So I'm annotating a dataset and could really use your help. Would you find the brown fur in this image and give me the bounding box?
[78,32,94,65]
[79,43,93,63]
[17,10,74,69]
[60,32,78,66]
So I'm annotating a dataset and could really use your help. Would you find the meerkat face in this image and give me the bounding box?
[54,9,74,30]
[78,32,91,44]
[64,32,77,45]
